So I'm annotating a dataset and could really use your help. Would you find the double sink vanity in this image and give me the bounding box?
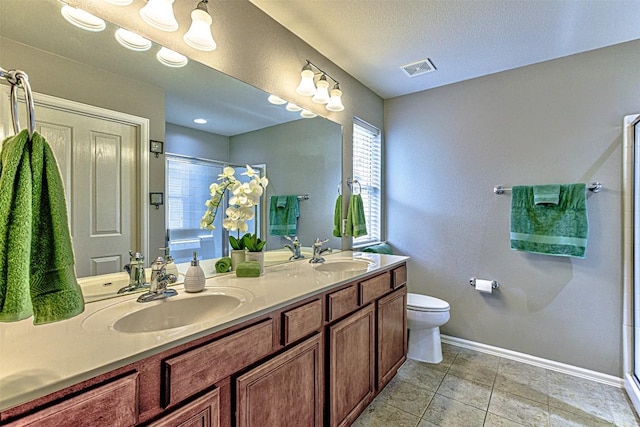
[0,251,408,427]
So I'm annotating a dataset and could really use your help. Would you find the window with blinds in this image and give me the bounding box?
[353,118,382,246]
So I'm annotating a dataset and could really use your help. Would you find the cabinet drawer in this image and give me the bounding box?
[163,319,274,407]
[7,373,138,427]
[283,299,323,346]
[359,272,392,305]
[393,264,407,288]
[327,285,358,322]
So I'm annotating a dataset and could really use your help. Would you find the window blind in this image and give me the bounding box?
[353,118,381,245]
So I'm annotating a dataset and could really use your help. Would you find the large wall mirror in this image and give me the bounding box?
[0,0,342,290]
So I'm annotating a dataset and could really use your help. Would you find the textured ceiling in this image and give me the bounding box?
[250,0,640,99]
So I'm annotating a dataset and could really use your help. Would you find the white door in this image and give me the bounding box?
[0,86,146,277]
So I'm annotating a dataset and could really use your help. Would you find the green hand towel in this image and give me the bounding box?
[510,184,588,258]
[333,194,342,237]
[345,194,367,238]
[236,261,261,277]
[268,195,299,236]
[362,243,393,254]
[533,184,560,205]
[215,257,231,273]
[0,130,84,324]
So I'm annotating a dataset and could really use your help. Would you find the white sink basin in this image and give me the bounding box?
[83,287,253,334]
[314,259,373,273]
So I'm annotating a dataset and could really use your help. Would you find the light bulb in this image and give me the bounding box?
[61,5,106,32]
[115,28,152,51]
[326,84,345,112]
[286,103,302,112]
[296,64,316,96]
[268,95,287,105]
[300,109,317,118]
[183,2,217,51]
[312,75,330,104]
[156,47,188,67]
[103,0,133,5]
[139,0,178,32]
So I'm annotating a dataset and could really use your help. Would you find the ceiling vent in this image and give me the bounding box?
[400,58,436,77]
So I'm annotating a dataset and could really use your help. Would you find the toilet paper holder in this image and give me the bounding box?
[469,277,500,290]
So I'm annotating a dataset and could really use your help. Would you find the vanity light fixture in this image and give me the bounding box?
[115,28,152,51]
[268,95,287,105]
[285,102,302,112]
[183,0,217,51]
[193,118,208,124]
[300,109,317,119]
[60,5,106,32]
[156,47,188,68]
[139,0,179,32]
[103,0,134,5]
[296,60,345,112]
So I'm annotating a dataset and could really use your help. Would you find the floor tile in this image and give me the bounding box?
[437,373,493,410]
[448,356,499,387]
[494,372,549,404]
[549,405,614,426]
[421,394,486,427]
[352,399,421,427]
[488,390,550,427]
[484,412,528,427]
[396,358,447,392]
[376,377,435,417]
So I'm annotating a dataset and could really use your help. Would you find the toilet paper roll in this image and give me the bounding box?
[475,279,493,294]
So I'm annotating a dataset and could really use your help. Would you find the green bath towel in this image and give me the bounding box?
[533,185,560,205]
[0,130,84,324]
[215,257,231,273]
[268,195,299,236]
[362,243,393,254]
[333,194,342,237]
[345,194,367,238]
[510,184,588,258]
[236,261,261,277]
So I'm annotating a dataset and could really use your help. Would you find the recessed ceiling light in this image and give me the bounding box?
[268,95,286,105]
[286,102,302,112]
[61,5,106,32]
[193,118,207,124]
[156,47,188,68]
[115,28,152,51]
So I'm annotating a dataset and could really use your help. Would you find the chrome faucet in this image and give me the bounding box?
[309,238,331,264]
[118,251,148,294]
[137,256,178,302]
[284,236,305,260]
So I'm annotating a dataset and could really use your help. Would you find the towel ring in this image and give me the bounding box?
[348,178,361,195]
[4,69,35,138]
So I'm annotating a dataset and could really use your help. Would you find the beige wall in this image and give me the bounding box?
[385,39,640,376]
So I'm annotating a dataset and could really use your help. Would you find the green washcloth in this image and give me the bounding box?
[268,195,299,236]
[236,261,261,277]
[333,194,342,237]
[362,243,393,254]
[345,194,367,238]
[0,130,84,324]
[533,185,560,205]
[510,184,588,258]
[215,257,231,273]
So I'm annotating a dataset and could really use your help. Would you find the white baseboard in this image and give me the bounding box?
[441,335,623,388]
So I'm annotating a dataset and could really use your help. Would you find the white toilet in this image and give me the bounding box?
[407,293,451,363]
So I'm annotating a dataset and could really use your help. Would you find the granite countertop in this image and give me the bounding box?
[0,251,408,412]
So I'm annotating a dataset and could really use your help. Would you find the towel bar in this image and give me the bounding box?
[494,182,602,195]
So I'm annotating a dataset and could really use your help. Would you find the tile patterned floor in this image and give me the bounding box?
[353,344,640,427]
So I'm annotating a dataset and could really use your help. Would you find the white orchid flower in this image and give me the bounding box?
[242,165,258,178]
[259,177,269,187]
[239,206,255,220]
[209,182,220,195]
[218,166,236,181]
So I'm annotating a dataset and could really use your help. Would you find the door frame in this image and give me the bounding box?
[623,113,640,414]
[0,84,150,262]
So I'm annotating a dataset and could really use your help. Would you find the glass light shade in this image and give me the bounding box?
[326,86,345,112]
[311,75,330,104]
[286,102,302,112]
[115,28,152,51]
[61,6,106,32]
[268,95,287,105]
[183,8,216,51]
[156,47,188,67]
[139,0,178,32]
[296,68,316,96]
[103,0,133,5]
[300,109,317,118]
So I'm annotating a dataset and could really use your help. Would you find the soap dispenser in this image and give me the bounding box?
[160,247,179,278]
[184,251,206,293]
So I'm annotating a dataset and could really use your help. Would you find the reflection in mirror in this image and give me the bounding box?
[0,0,342,300]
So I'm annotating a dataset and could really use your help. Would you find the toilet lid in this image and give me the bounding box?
[407,293,450,312]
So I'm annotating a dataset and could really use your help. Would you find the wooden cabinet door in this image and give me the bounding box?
[328,304,375,427]
[149,388,220,427]
[377,286,407,389]
[236,335,323,427]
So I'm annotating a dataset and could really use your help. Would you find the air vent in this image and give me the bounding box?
[400,58,436,77]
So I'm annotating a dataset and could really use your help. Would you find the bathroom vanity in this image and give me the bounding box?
[0,252,408,427]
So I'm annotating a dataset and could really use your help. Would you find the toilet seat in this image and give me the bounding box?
[407,293,450,312]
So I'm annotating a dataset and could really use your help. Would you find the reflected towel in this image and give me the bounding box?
[533,184,560,205]
[362,243,393,254]
[269,195,299,236]
[0,130,84,324]
[215,257,231,273]
[345,194,367,238]
[333,194,342,237]
[510,184,588,258]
